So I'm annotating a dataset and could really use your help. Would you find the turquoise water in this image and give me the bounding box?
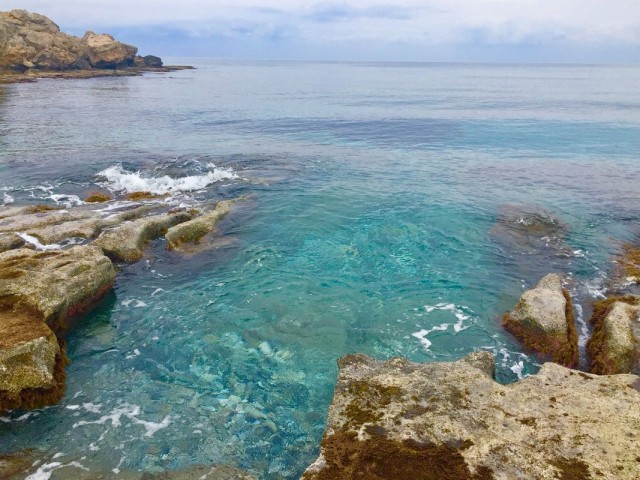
[1,61,640,479]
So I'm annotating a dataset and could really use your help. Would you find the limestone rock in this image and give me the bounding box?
[165,200,236,249]
[82,31,137,69]
[0,9,143,72]
[0,310,67,411]
[503,273,578,367]
[303,352,640,480]
[95,211,196,261]
[0,246,116,326]
[588,296,640,374]
[0,232,25,253]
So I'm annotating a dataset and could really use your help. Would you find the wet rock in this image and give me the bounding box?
[587,296,640,374]
[503,273,578,367]
[302,352,640,480]
[95,210,196,261]
[491,204,573,283]
[0,310,67,411]
[0,246,116,327]
[0,450,35,479]
[165,200,236,249]
[84,192,112,203]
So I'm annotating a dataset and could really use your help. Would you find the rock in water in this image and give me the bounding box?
[587,296,640,374]
[302,352,640,480]
[0,246,114,410]
[143,55,163,67]
[503,273,578,367]
[82,31,137,69]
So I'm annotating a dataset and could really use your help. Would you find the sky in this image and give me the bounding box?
[5,1,640,63]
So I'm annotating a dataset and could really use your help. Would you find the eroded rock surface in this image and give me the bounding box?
[166,199,235,250]
[0,10,137,71]
[303,352,640,480]
[588,296,640,375]
[0,198,241,411]
[503,273,578,367]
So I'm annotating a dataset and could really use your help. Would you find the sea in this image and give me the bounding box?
[1,60,639,479]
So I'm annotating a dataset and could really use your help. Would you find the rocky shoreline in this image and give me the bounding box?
[0,9,193,84]
[0,195,242,414]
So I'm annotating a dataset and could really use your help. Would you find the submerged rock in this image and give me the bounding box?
[165,199,235,249]
[303,352,640,480]
[503,273,578,367]
[587,296,640,375]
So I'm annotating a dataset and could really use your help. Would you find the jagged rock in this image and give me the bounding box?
[0,9,151,72]
[0,310,67,411]
[82,31,137,69]
[95,211,196,261]
[588,296,640,374]
[503,273,578,367]
[143,55,163,67]
[165,200,235,249]
[303,352,640,480]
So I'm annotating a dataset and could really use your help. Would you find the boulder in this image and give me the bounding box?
[503,273,578,367]
[82,31,137,69]
[143,55,163,67]
[588,296,640,374]
[303,352,640,480]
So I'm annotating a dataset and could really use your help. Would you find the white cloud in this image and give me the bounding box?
[4,0,640,48]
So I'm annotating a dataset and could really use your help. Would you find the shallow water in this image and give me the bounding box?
[1,61,640,479]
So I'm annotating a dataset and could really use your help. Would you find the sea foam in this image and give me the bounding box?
[97,164,238,195]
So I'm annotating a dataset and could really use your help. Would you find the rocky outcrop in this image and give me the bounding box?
[0,245,112,410]
[0,10,137,71]
[0,9,192,82]
[0,197,241,411]
[587,296,640,375]
[303,352,640,480]
[503,273,578,367]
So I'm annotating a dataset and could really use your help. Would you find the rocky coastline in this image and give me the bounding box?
[0,194,241,414]
[0,9,193,85]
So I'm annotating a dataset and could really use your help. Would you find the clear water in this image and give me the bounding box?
[1,61,640,479]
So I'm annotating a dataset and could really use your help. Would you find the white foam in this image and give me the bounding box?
[72,404,170,438]
[509,361,525,379]
[411,323,449,351]
[97,164,238,195]
[17,233,62,251]
[50,194,84,208]
[2,192,14,205]
[25,462,62,480]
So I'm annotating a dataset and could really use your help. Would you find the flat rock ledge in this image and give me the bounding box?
[0,197,240,411]
[587,296,640,375]
[503,273,578,367]
[302,351,640,480]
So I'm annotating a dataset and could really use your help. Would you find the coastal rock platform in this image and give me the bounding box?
[303,352,640,479]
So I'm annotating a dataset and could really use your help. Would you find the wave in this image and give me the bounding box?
[96,164,238,195]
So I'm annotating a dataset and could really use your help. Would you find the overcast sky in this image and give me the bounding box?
[5,1,640,62]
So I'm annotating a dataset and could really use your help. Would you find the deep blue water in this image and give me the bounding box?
[1,60,640,479]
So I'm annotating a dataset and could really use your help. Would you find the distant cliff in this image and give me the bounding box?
[0,9,186,78]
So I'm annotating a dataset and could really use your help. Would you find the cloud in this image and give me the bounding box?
[3,0,640,61]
